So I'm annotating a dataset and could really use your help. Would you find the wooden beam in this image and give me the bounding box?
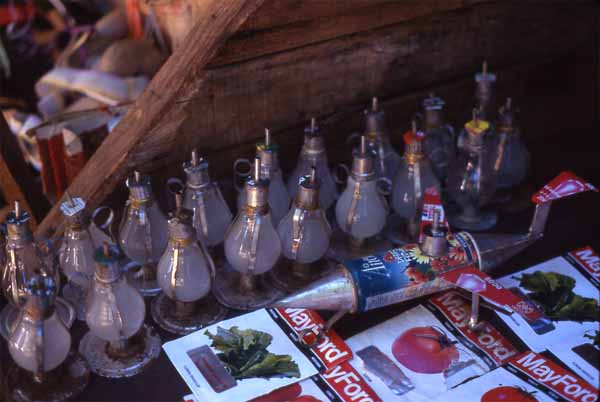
[35,0,266,238]
[0,113,50,227]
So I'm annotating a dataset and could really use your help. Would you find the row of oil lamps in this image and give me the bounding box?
[0,62,530,401]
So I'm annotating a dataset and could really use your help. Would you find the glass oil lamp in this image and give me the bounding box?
[5,275,89,402]
[236,129,291,226]
[287,118,337,210]
[181,150,233,248]
[215,157,283,310]
[420,93,456,182]
[119,171,169,296]
[79,244,161,378]
[493,98,530,197]
[58,193,96,321]
[271,167,332,292]
[447,110,498,231]
[151,194,227,335]
[389,121,440,244]
[332,136,390,261]
[1,201,74,340]
[360,97,402,183]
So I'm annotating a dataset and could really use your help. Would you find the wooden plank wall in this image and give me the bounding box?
[36,1,598,237]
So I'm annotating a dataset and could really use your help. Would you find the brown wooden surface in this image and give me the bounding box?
[35,0,266,238]
[36,1,597,238]
[0,113,50,227]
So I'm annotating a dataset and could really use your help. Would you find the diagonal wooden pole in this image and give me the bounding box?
[36,0,265,238]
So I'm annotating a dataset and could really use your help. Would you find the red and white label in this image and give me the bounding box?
[430,291,519,365]
[569,246,600,280]
[532,171,597,204]
[276,308,352,371]
[419,186,449,242]
[321,362,382,402]
[509,351,598,402]
[441,266,541,322]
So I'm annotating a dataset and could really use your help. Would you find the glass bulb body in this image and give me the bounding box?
[119,201,168,264]
[59,226,95,289]
[446,140,497,211]
[224,211,281,275]
[423,125,456,182]
[237,170,289,226]
[2,241,59,308]
[335,177,388,240]
[277,208,331,264]
[391,159,439,220]
[157,239,212,302]
[366,136,402,183]
[287,154,336,211]
[183,185,232,247]
[8,311,70,373]
[85,276,145,342]
[493,129,530,189]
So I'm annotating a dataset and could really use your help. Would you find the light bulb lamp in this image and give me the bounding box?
[331,136,391,262]
[1,201,74,340]
[151,193,228,335]
[79,244,161,378]
[420,93,456,182]
[119,171,169,296]
[235,129,291,226]
[6,275,89,402]
[271,167,333,292]
[388,121,440,244]
[181,150,233,248]
[58,192,96,321]
[215,156,283,310]
[447,110,498,231]
[287,118,337,210]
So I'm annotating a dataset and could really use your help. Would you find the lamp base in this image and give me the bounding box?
[150,293,228,335]
[4,353,90,402]
[213,264,284,311]
[62,283,87,321]
[123,261,162,297]
[448,209,497,232]
[79,324,161,378]
[0,297,75,340]
[326,230,393,263]
[269,259,334,293]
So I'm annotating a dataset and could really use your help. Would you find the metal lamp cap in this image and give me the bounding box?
[404,124,425,161]
[352,136,374,179]
[497,98,516,133]
[245,156,270,210]
[474,61,497,85]
[364,97,386,138]
[420,210,449,257]
[126,171,153,201]
[168,204,195,240]
[183,150,211,187]
[6,201,31,240]
[303,118,325,154]
[23,275,56,320]
[94,244,122,283]
[295,169,321,210]
[423,93,445,129]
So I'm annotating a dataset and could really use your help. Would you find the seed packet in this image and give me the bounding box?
[346,292,519,401]
[164,308,352,402]
[496,247,600,385]
[183,361,381,402]
[432,351,598,402]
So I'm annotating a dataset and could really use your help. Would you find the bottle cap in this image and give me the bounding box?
[420,209,449,257]
[295,167,321,210]
[183,149,211,188]
[126,171,153,201]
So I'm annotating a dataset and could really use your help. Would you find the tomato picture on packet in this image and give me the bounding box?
[392,326,460,374]
[480,386,539,402]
